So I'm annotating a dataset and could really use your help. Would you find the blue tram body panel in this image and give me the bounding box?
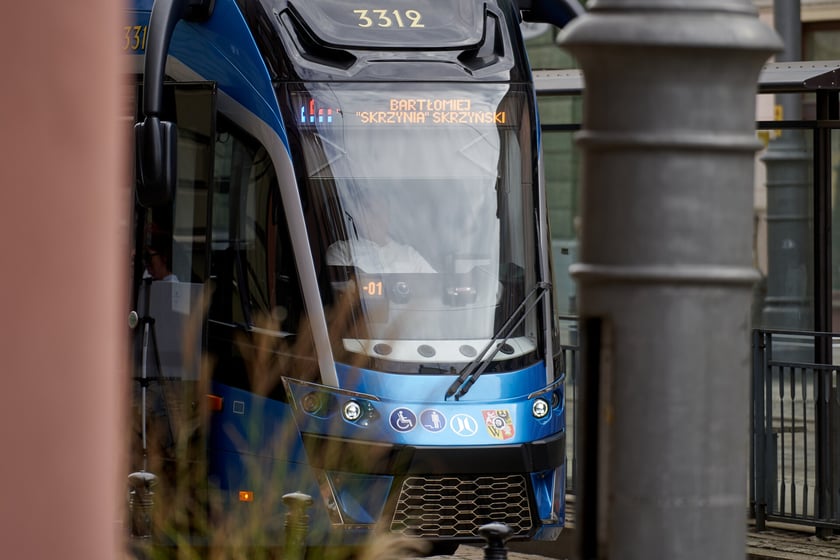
[128,0,289,147]
[127,0,576,549]
[208,371,566,543]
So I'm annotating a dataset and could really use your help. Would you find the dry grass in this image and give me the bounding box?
[126,285,438,559]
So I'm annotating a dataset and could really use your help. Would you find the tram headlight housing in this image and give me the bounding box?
[301,391,329,416]
[283,377,381,426]
[532,397,550,419]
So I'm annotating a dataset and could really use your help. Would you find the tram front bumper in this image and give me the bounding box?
[301,431,566,540]
[301,430,565,474]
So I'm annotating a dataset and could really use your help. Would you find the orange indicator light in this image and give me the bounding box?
[239,491,254,502]
[207,394,223,411]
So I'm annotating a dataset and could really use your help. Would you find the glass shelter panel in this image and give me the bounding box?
[535,95,580,348]
[538,128,578,319]
[831,129,840,339]
[753,128,815,335]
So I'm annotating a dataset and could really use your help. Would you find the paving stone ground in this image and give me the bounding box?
[745,523,840,560]
[443,500,840,560]
[448,527,840,560]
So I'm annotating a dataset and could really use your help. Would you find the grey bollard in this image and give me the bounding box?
[478,522,512,560]
[128,471,158,539]
[559,1,780,559]
[283,492,313,560]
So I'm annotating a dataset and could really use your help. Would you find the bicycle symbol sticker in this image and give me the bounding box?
[389,407,417,433]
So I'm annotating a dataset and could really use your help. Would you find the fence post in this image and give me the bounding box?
[752,330,767,531]
[816,331,833,537]
[283,492,313,560]
[830,360,840,526]
[478,522,512,560]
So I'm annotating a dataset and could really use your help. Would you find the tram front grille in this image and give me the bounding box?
[390,474,533,539]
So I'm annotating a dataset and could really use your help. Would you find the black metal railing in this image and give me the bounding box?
[560,338,579,495]
[751,329,840,534]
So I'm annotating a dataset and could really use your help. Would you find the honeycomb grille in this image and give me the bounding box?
[390,474,533,538]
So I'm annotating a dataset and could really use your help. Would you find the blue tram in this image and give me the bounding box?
[126,0,581,552]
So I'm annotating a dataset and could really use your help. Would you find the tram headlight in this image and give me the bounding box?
[551,390,561,409]
[343,400,363,422]
[532,397,550,419]
[301,392,328,415]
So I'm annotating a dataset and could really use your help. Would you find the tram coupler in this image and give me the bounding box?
[479,523,513,560]
[283,492,314,560]
[128,471,158,539]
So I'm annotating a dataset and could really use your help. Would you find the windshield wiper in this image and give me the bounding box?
[445,281,550,401]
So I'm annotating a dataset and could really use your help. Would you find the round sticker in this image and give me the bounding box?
[420,409,446,432]
[450,413,478,437]
[389,407,417,432]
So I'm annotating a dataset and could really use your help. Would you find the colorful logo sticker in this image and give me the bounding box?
[389,408,417,432]
[419,409,446,432]
[450,413,479,437]
[482,409,515,440]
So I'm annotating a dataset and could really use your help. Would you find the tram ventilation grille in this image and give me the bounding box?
[390,474,533,539]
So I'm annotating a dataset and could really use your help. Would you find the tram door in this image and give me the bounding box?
[129,83,216,523]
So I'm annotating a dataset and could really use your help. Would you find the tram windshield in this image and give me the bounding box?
[288,83,541,370]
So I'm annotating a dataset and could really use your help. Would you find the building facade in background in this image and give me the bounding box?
[529,0,840,333]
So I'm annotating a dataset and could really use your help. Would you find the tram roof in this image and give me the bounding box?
[533,60,840,96]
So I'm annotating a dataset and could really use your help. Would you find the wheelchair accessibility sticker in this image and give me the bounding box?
[483,409,515,440]
[390,408,416,432]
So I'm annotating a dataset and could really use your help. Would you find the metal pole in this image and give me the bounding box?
[814,91,837,536]
[559,2,780,559]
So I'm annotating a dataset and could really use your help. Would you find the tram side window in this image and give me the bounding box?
[242,148,305,334]
[210,121,305,336]
[210,128,247,326]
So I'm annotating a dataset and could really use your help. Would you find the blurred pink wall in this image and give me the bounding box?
[0,2,128,558]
